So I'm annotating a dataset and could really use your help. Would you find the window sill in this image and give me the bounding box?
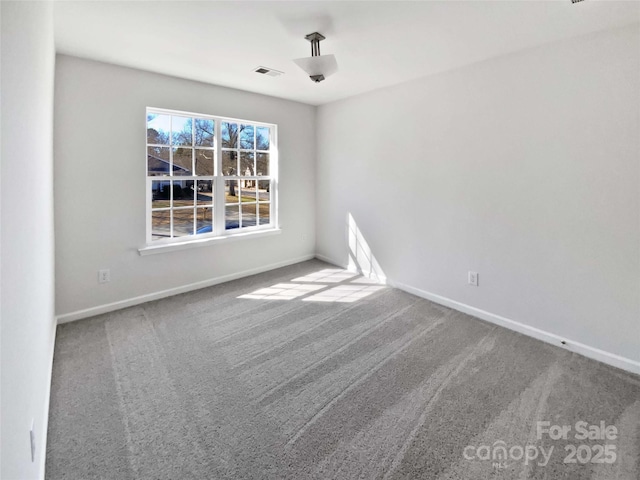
[138,228,281,256]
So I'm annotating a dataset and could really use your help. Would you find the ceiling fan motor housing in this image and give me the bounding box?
[293,32,338,84]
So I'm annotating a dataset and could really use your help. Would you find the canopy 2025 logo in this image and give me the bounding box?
[463,421,618,470]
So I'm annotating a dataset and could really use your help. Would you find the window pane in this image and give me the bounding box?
[225,205,239,230]
[240,152,255,176]
[148,110,275,243]
[148,147,171,176]
[242,203,257,227]
[152,210,171,240]
[195,149,214,176]
[172,116,193,146]
[225,179,239,203]
[195,119,214,147]
[240,183,256,202]
[256,153,269,176]
[196,207,213,234]
[172,147,192,175]
[173,208,194,236]
[258,180,270,202]
[256,126,269,150]
[222,122,238,148]
[173,180,194,208]
[147,113,170,145]
[240,124,254,149]
[195,182,213,206]
[151,180,171,208]
[222,151,237,176]
[259,203,270,225]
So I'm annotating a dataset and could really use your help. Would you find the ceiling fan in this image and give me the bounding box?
[293,32,338,83]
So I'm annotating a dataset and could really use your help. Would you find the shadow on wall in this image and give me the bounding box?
[347,213,386,283]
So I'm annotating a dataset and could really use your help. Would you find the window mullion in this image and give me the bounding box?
[192,118,196,236]
[270,125,276,228]
[146,177,152,244]
[169,116,174,177]
[170,184,174,239]
[214,119,224,236]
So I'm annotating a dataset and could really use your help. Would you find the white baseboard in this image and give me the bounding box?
[389,280,640,376]
[315,253,350,270]
[56,254,315,324]
[56,252,640,376]
[315,254,639,375]
[314,253,342,267]
[314,253,388,283]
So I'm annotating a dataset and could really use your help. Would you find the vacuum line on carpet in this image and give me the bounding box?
[232,304,360,370]
[210,301,318,345]
[382,327,498,480]
[256,300,421,405]
[517,361,563,479]
[285,313,450,448]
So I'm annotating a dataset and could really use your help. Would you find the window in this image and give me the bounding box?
[146,108,276,245]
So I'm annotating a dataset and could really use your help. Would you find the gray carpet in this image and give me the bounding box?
[46,259,640,480]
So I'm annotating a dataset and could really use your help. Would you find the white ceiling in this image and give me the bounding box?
[54,0,640,106]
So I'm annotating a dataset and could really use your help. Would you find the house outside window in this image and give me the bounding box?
[146,108,277,245]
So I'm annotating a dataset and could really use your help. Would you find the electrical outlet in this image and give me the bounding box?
[98,269,110,284]
[468,271,479,286]
[30,420,35,462]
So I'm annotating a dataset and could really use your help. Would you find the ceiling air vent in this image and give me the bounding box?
[253,66,284,77]
[571,0,585,3]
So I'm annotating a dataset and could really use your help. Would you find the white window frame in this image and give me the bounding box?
[143,107,278,251]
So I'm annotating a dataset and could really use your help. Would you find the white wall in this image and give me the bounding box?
[54,56,316,318]
[1,2,57,479]
[317,25,640,367]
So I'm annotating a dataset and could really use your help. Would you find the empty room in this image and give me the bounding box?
[1,0,639,479]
